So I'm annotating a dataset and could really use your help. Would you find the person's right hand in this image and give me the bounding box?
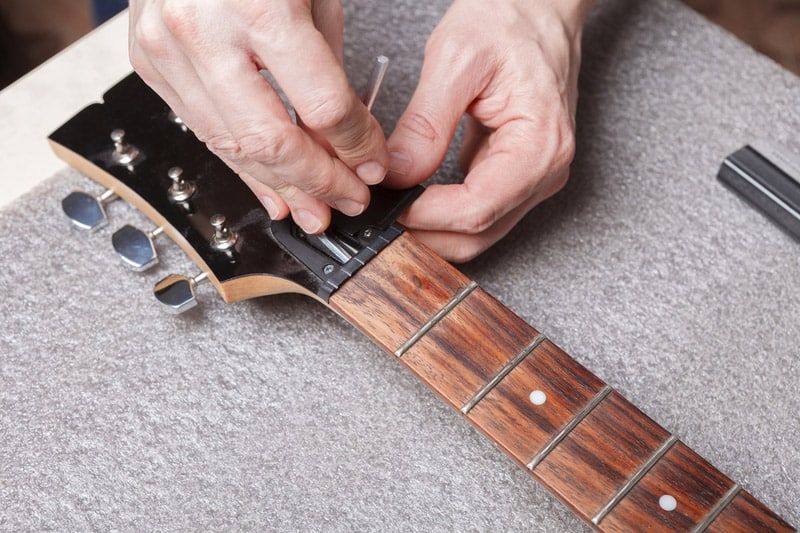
[128,0,389,234]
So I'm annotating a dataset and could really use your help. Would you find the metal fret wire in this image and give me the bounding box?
[592,435,679,525]
[526,385,613,470]
[460,333,547,415]
[692,483,742,533]
[394,281,478,357]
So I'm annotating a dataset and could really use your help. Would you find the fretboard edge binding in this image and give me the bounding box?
[394,281,479,357]
[461,333,547,415]
[591,434,679,525]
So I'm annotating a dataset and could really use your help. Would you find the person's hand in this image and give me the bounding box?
[128,0,389,234]
[385,0,593,262]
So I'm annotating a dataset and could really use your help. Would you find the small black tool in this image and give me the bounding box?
[718,140,800,241]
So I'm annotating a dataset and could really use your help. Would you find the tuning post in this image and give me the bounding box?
[167,166,196,202]
[112,224,164,271]
[209,214,238,251]
[61,188,117,231]
[153,272,208,313]
[110,129,140,166]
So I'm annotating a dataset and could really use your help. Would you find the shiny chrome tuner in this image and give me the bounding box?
[209,214,238,251]
[153,272,208,313]
[167,166,196,202]
[61,189,117,231]
[112,224,164,271]
[110,129,140,165]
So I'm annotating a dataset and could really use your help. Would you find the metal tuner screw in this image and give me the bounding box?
[61,188,118,231]
[111,224,164,271]
[167,166,196,202]
[110,129,140,166]
[209,214,238,251]
[153,272,208,314]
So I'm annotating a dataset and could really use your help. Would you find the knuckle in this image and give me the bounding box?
[300,91,352,133]
[237,129,287,163]
[216,127,298,167]
[299,175,337,199]
[161,0,199,42]
[553,129,576,169]
[448,239,487,263]
[204,131,244,161]
[131,16,168,60]
[396,110,440,144]
[457,204,499,235]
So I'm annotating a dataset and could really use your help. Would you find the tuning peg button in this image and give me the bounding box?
[153,272,208,313]
[209,214,238,251]
[167,166,196,202]
[110,129,140,166]
[61,189,117,231]
[112,224,164,271]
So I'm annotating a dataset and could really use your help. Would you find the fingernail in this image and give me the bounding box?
[261,196,279,219]
[334,199,366,216]
[356,161,386,184]
[388,151,412,176]
[295,209,322,233]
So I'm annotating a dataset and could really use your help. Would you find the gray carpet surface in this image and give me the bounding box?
[1,0,799,531]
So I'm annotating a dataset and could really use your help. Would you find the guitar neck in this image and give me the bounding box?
[329,232,794,532]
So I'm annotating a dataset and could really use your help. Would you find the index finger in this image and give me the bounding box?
[251,17,388,183]
[399,123,572,235]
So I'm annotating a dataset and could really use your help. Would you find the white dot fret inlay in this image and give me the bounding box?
[659,494,677,512]
[529,390,547,405]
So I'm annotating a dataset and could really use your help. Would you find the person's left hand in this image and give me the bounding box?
[384,0,593,262]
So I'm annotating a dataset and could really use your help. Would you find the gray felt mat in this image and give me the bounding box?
[1,0,798,531]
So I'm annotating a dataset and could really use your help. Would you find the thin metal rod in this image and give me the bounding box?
[394,281,478,358]
[527,385,613,470]
[691,483,742,533]
[592,435,679,525]
[361,55,389,111]
[461,334,547,415]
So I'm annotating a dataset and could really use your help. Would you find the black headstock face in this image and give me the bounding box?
[49,73,421,306]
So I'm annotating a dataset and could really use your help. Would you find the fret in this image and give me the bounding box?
[530,389,673,521]
[460,333,546,415]
[467,339,607,467]
[705,489,795,532]
[593,435,679,525]
[332,233,472,354]
[400,287,539,409]
[601,442,737,532]
[394,281,478,357]
[328,232,796,532]
[695,483,742,532]
[527,384,613,470]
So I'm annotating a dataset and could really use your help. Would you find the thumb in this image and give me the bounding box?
[385,55,481,188]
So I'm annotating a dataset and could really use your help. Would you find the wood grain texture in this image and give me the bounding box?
[535,390,671,522]
[602,442,735,531]
[467,339,606,466]
[400,287,538,409]
[707,490,796,532]
[329,232,796,532]
[331,232,470,354]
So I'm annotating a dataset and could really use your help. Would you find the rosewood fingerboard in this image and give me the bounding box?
[329,232,794,532]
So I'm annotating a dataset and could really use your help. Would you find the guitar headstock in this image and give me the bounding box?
[50,72,420,311]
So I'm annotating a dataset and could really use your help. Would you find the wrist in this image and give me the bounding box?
[524,0,595,40]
